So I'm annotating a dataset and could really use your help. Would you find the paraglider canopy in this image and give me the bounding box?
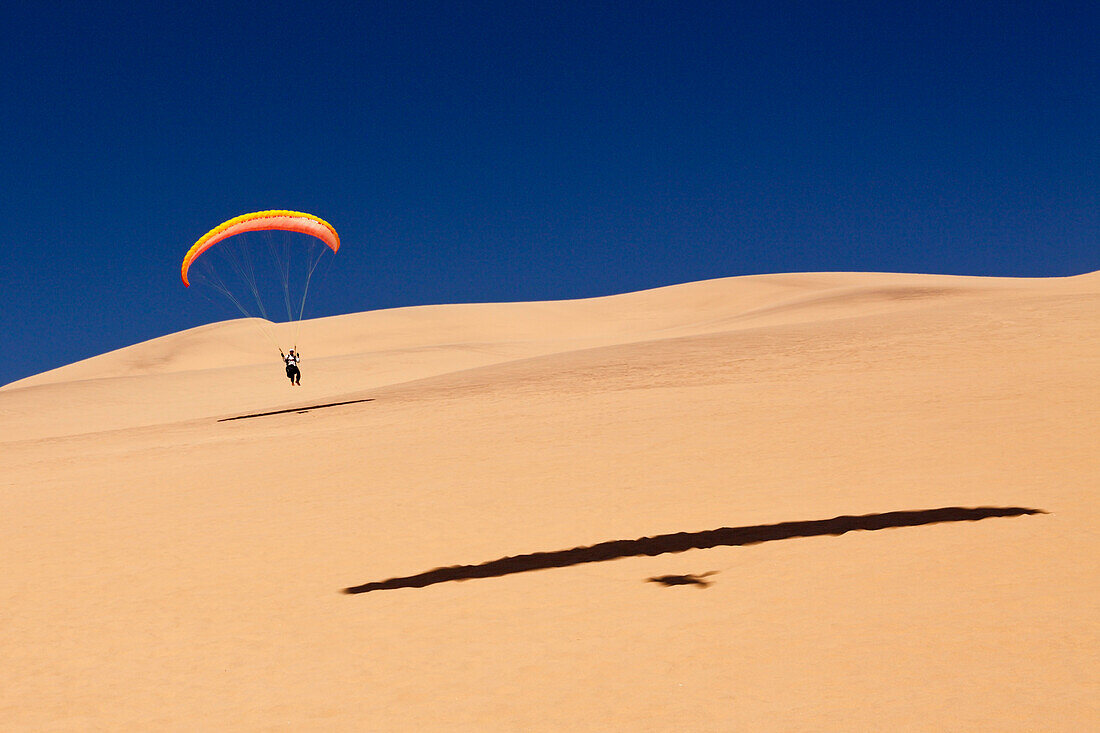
[181,210,340,286]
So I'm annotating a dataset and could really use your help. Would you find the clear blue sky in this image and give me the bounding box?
[2,1,1096,385]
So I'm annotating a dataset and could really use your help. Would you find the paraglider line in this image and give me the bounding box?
[222,243,267,320]
[293,244,335,345]
[264,230,294,322]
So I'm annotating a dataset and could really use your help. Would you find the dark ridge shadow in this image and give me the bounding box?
[344,506,1044,595]
[648,572,717,588]
[218,398,374,422]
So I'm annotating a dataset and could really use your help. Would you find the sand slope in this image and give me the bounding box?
[2,272,1098,730]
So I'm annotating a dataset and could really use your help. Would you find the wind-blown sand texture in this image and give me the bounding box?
[3,271,1098,730]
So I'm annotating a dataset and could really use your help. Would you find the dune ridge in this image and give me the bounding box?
[3,270,1068,390]
[3,271,1093,442]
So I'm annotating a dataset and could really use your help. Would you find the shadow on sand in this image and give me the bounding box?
[344,506,1043,594]
[218,399,374,422]
[647,572,718,588]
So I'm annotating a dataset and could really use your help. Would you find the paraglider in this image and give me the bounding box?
[281,348,301,386]
[182,210,339,382]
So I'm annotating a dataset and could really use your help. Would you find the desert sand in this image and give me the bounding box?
[2,271,1098,730]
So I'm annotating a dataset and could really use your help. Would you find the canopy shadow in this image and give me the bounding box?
[344,506,1043,594]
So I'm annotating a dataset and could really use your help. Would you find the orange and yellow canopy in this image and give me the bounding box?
[181,210,340,286]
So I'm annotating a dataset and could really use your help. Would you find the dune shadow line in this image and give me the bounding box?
[344,506,1043,594]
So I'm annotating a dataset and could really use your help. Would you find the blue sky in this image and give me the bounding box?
[2,1,1096,385]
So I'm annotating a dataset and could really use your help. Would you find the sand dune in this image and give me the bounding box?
[3,271,1098,730]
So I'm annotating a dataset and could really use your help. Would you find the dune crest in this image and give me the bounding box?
[7,270,1082,390]
[4,271,1094,442]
